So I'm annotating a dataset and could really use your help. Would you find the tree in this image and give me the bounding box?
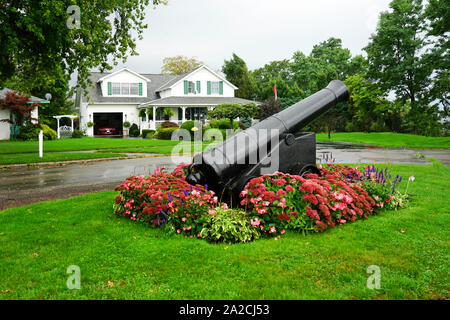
[364,0,432,133]
[424,0,450,118]
[0,0,167,96]
[208,103,259,129]
[0,91,39,139]
[222,54,256,99]
[161,56,203,75]
[258,97,280,121]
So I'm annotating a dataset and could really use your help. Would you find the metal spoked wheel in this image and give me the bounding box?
[299,164,321,177]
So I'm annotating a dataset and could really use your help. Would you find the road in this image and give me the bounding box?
[1,142,448,210]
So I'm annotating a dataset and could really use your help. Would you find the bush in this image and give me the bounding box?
[200,207,260,243]
[239,117,252,129]
[17,124,40,140]
[180,120,196,132]
[123,121,131,128]
[41,124,57,140]
[114,167,218,237]
[142,129,156,139]
[240,166,391,236]
[71,129,83,138]
[129,123,140,137]
[161,121,179,128]
[156,127,179,140]
[210,119,239,130]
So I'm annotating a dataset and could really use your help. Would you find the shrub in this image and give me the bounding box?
[129,123,140,137]
[114,167,218,236]
[17,124,40,140]
[123,121,131,128]
[41,124,57,140]
[87,121,94,128]
[71,129,83,138]
[142,129,156,139]
[239,117,252,129]
[156,127,179,140]
[200,207,260,243]
[210,119,239,130]
[240,167,380,236]
[161,121,179,128]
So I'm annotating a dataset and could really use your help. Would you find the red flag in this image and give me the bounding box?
[274,82,278,105]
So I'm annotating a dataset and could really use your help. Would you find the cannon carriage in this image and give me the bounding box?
[186,80,349,203]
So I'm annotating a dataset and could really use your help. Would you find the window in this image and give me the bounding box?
[112,83,121,95]
[188,81,195,94]
[110,83,141,96]
[211,81,220,94]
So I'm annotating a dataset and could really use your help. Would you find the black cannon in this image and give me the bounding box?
[186,80,349,203]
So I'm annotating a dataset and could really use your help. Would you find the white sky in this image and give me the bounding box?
[111,0,393,73]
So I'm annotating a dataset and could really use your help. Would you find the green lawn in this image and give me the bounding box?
[0,137,183,154]
[99,143,216,154]
[0,163,448,299]
[316,132,450,149]
[0,152,128,165]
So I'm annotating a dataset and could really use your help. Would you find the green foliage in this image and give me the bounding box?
[364,0,433,133]
[17,124,40,141]
[123,121,131,128]
[163,108,175,118]
[156,127,179,140]
[258,96,280,120]
[209,119,239,130]
[41,124,57,140]
[71,129,83,138]
[200,208,260,244]
[161,55,203,75]
[0,0,167,98]
[208,103,259,129]
[86,121,94,128]
[222,53,256,99]
[142,129,156,139]
[129,124,140,137]
[138,109,147,119]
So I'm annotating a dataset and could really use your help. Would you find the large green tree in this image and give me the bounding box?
[0,0,166,97]
[222,54,256,99]
[364,0,432,133]
[424,0,450,118]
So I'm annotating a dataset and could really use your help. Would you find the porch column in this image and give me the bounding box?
[150,106,156,130]
[181,106,186,123]
[70,118,74,133]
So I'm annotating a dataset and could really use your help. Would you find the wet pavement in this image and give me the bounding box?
[1,142,449,210]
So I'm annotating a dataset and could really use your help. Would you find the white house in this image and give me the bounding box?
[80,65,259,136]
[0,88,48,140]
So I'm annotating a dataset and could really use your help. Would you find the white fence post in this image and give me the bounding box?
[39,130,43,158]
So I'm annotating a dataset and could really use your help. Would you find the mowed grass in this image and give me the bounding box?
[0,152,128,165]
[316,132,450,149]
[0,137,183,154]
[0,163,448,300]
[99,143,217,154]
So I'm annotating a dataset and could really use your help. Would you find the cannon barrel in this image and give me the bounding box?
[186,80,349,198]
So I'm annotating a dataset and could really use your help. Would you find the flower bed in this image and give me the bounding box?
[113,164,409,243]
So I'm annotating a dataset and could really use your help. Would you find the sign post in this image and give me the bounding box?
[39,130,43,158]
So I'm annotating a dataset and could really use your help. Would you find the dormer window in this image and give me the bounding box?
[188,81,195,94]
[108,82,143,96]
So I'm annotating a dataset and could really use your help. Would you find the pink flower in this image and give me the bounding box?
[339,219,346,224]
[208,209,215,215]
[374,196,379,201]
[285,185,294,192]
[334,192,345,200]
[177,229,181,234]
[221,203,228,210]
[270,226,277,233]
[187,226,192,230]
[277,198,287,208]
[240,190,248,197]
[344,195,353,204]
[251,218,261,226]
[182,217,187,222]
[280,230,285,234]
[213,197,218,203]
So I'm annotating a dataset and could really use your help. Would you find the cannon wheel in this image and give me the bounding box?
[299,164,321,177]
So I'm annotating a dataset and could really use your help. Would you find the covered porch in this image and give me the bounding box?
[138,105,213,131]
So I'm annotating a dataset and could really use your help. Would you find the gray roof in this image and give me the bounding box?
[0,88,49,103]
[140,96,261,107]
[82,72,178,103]
[155,67,200,92]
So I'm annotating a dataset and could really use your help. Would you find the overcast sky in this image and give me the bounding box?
[112,0,393,73]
